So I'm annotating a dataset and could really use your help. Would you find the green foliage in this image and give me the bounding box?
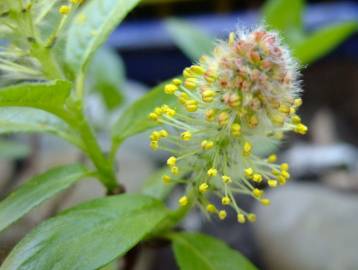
[262,0,304,44]
[165,18,214,61]
[262,0,357,63]
[65,0,141,74]
[0,164,88,232]
[0,107,83,148]
[0,139,30,159]
[1,194,168,270]
[171,232,258,270]
[0,80,72,119]
[111,81,177,146]
[293,22,358,64]
[89,47,125,110]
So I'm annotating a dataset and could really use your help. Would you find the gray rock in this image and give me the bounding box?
[254,183,358,270]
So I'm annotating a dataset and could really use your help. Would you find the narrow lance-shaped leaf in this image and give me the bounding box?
[294,21,358,64]
[165,18,214,61]
[0,107,83,149]
[171,232,258,270]
[262,0,304,32]
[1,194,169,270]
[111,80,177,145]
[0,164,88,232]
[0,80,72,118]
[66,0,141,73]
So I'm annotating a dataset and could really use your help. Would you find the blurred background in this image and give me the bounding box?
[1,0,358,269]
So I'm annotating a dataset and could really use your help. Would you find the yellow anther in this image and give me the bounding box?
[150,131,161,141]
[148,112,159,121]
[243,142,252,156]
[221,196,231,205]
[181,131,192,141]
[159,129,168,138]
[228,32,236,46]
[245,168,253,177]
[167,156,177,167]
[247,213,257,223]
[59,5,70,14]
[272,114,284,126]
[206,204,216,213]
[150,140,158,151]
[280,163,289,171]
[183,67,193,78]
[202,89,216,103]
[184,78,197,90]
[281,170,290,179]
[237,213,246,224]
[190,65,205,75]
[292,115,301,124]
[289,107,296,115]
[249,115,259,128]
[294,98,302,107]
[278,175,286,185]
[172,78,182,86]
[218,111,229,126]
[268,179,278,188]
[279,104,290,114]
[199,183,209,193]
[179,92,189,104]
[164,84,178,94]
[253,188,263,198]
[166,108,176,117]
[260,198,271,206]
[205,109,216,121]
[171,166,179,175]
[294,123,308,135]
[267,154,277,163]
[221,175,232,184]
[207,168,217,177]
[231,123,241,136]
[201,140,214,150]
[185,100,198,112]
[252,174,263,183]
[154,107,163,115]
[204,69,217,83]
[218,210,227,220]
[162,175,171,184]
[179,196,188,206]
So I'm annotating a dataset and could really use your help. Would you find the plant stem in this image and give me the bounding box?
[75,112,118,191]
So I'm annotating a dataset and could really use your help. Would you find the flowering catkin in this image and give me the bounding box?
[148,27,307,223]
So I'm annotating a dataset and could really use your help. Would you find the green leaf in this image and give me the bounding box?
[0,139,30,159]
[142,167,175,200]
[0,80,72,118]
[0,107,83,148]
[262,0,304,33]
[171,232,257,270]
[1,194,168,270]
[294,21,358,64]
[0,164,88,232]
[89,47,125,110]
[165,18,214,61]
[65,0,141,73]
[111,80,177,145]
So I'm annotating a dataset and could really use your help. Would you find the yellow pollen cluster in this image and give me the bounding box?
[148,27,307,223]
